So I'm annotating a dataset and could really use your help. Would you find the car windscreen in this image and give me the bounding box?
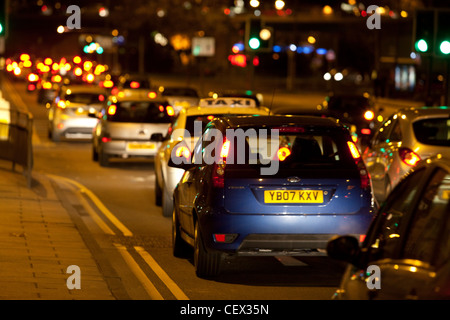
[107,101,173,123]
[413,118,450,146]
[66,93,105,104]
[162,88,198,97]
[224,127,356,169]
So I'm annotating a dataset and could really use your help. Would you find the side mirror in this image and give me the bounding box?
[326,235,360,264]
[168,140,195,170]
[150,133,164,142]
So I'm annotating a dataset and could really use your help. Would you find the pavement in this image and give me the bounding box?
[0,160,116,300]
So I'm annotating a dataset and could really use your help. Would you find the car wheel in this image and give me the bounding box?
[99,150,110,167]
[51,131,61,142]
[194,220,222,278]
[155,176,162,206]
[162,185,173,217]
[92,145,98,162]
[172,207,191,258]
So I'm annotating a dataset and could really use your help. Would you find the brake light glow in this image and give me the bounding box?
[220,139,231,158]
[359,234,366,243]
[107,104,117,115]
[361,128,371,135]
[130,81,140,89]
[175,145,191,161]
[57,100,66,109]
[399,147,421,166]
[28,73,39,82]
[101,137,111,143]
[207,115,215,121]
[277,147,291,161]
[166,106,175,116]
[148,91,157,99]
[347,141,361,159]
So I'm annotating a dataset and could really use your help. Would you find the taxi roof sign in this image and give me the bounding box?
[199,97,257,108]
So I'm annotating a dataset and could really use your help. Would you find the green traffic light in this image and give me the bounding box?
[0,23,3,34]
[249,37,260,50]
[415,39,428,53]
[439,40,450,55]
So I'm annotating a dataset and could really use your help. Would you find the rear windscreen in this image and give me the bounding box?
[185,115,255,137]
[66,93,105,104]
[162,88,198,97]
[413,118,450,146]
[107,101,173,123]
[224,128,355,170]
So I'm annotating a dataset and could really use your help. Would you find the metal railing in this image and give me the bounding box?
[0,102,34,188]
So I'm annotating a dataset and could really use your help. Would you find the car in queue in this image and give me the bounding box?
[113,73,153,99]
[362,106,450,202]
[158,86,200,115]
[47,85,108,142]
[92,94,174,167]
[154,97,270,218]
[320,92,378,148]
[169,115,376,278]
[327,156,450,300]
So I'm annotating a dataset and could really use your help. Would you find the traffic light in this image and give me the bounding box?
[245,19,272,51]
[435,10,450,56]
[0,1,5,35]
[413,10,434,54]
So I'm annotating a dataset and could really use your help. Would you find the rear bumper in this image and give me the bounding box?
[199,207,374,256]
[102,140,161,157]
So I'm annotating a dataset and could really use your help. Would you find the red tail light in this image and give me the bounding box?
[213,139,230,188]
[348,141,370,189]
[101,137,111,143]
[399,147,421,166]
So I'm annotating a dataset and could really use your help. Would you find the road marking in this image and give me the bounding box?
[135,246,189,300]
[48,174,133,237]
[114,243,164,300]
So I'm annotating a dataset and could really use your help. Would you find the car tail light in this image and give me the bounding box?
[213,233,238,243]
[277,147,291,161]
[148,91,157,99]
[102,136,111,143]
[57,100,66,109]
[166,106,175,116]
[174,145,191,161]
[130,81,140,89]
[107,105,117,116]
[361,128,371,135]
[399,147,421,166]
[213,139,230,188]
[348,141,371,189]
[27,83,36,91]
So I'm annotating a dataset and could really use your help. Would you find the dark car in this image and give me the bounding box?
[321,93,378,148]
[170,115,376,278]
[327,157,450,299]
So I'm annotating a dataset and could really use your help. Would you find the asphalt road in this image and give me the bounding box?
[6,77,350,301]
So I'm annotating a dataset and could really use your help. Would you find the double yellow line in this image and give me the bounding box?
[50,174,189,300]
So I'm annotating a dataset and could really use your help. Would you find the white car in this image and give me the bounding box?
[154,97,271,217]
[362,106,450,202]
[48,85,108,141]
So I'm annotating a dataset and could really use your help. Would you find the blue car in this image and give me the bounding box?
[170,115,376,278]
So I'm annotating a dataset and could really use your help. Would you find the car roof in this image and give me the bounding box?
[108,95,168,103]
[396,106,450,119]
[61,85,107,93]
[214,115,343,129]
[182,97,270,116]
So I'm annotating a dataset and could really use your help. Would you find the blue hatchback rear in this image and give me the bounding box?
[171,115,375,277]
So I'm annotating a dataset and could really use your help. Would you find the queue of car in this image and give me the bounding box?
[19,53,449,298]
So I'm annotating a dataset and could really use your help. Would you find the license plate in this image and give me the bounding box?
[127,142,155,150]
[264,190,324,203]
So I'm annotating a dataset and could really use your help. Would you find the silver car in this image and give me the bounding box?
[92,95,174,167]
[363,106,450,201]
[48,85,108,141]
